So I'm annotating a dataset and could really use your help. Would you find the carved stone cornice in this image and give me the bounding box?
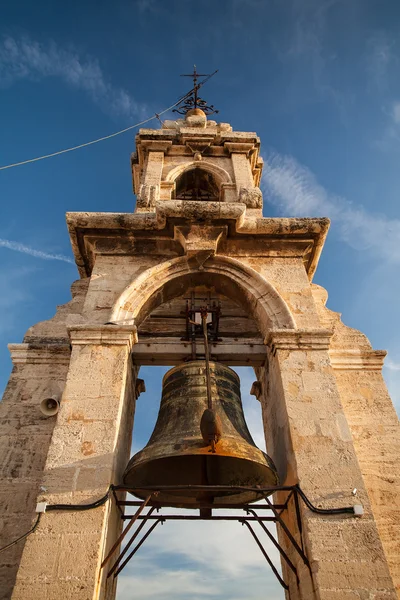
[139,140,173,153]
[224,142,255,155]
[66,211,329,280]
[266,329,333,353]
[67,325,138,349]
[8,343,71,365]
[329,349,387,371]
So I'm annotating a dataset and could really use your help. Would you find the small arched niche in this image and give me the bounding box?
[173,167,220,201]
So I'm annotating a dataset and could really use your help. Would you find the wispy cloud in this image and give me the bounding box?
[385,359,400,372]
[0,238,74,263]
[262,151,400,263]
[0,36,144,120]
[367,31,396,91]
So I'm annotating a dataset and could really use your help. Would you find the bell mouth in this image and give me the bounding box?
[123,452,279,506]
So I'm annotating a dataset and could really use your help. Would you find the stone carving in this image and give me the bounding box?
[238,186,263,208]
[137,184,160,209]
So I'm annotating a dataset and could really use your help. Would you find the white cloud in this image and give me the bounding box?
[391,101,400,124]
[367,31,395,90]
[0,36,144,120]
[262,151,400,262]
[118,557,284,600]
[0,238,74,263]
[385,359,400,372]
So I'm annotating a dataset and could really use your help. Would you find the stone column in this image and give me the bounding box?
[145,151,164,188]
[11,325,137,600]
[230,151,253,192]
[331,349,400,596]
[258,330,397,600]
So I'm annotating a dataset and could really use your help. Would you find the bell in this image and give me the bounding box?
[123,361,279,506]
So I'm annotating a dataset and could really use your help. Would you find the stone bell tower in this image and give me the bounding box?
[1,78,399,600]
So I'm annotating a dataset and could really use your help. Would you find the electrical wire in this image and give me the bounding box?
[46,486,112,512]
[0,90,192,172]
[0,513,42,554]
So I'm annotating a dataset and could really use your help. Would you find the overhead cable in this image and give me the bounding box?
[0,90,192,171]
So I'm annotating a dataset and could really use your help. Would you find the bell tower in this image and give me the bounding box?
[1,76,399,600]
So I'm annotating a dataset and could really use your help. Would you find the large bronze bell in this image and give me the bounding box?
[123,361,279,505]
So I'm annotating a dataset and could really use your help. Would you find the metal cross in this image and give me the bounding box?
[180,65,210,109]
[173,65,219,115]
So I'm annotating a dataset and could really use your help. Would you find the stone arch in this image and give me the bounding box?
[165,160,232,190]
[111,254,295,333]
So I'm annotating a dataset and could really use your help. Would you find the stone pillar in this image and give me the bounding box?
[258,330,397,600]
[331,349,400,596]
[145,151,164,188]
[230,151,253,192]
[11,325,137,600]
[0,344,70,600]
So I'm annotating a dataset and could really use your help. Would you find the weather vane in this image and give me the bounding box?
[173,65,219,116]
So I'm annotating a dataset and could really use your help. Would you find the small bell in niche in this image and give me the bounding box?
[123,361,279,506]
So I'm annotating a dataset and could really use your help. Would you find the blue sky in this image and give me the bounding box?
[1,0,400,597]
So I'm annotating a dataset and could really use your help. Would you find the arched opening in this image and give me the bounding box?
[117,279,285,600]
[111,254,295,333]
[174,167,220,201]
[111,258,295,599]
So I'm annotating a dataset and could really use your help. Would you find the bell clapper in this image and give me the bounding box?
[201,308,222,452]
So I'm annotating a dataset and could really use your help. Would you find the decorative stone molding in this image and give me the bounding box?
[224,142,255,156]
[67,325,138,349]
[8,343,71,365]
[238,186,263,208]
[156,200,246,227]
[329,349,387,371]
[139,140,172,153]
[265,329,333,353]
[250,380,262,401]
[174,225,226,259]
[137,183,160,209]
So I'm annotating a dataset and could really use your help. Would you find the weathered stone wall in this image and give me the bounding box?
[311,284,400,596]
[10,326,137,600]
[257,333,397,599]
[0,279,88,600]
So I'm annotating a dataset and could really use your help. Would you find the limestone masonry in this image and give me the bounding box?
[0,108,399,599]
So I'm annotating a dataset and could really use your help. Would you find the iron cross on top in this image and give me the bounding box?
[174,65,219,115]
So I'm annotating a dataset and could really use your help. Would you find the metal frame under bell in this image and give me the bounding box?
[101,483,359,591]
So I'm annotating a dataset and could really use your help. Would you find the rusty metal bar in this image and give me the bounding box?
[246,509,299,582]
[101,494,153,568]
[111,519,164,578]
[111,487,124,517]
[113,484,296,493]
[117,500,286,510]
[293,489,305,553]
[121,514,275,521]
[107,506,157,578]
[262,494,310,569]
[241,520,289,590]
